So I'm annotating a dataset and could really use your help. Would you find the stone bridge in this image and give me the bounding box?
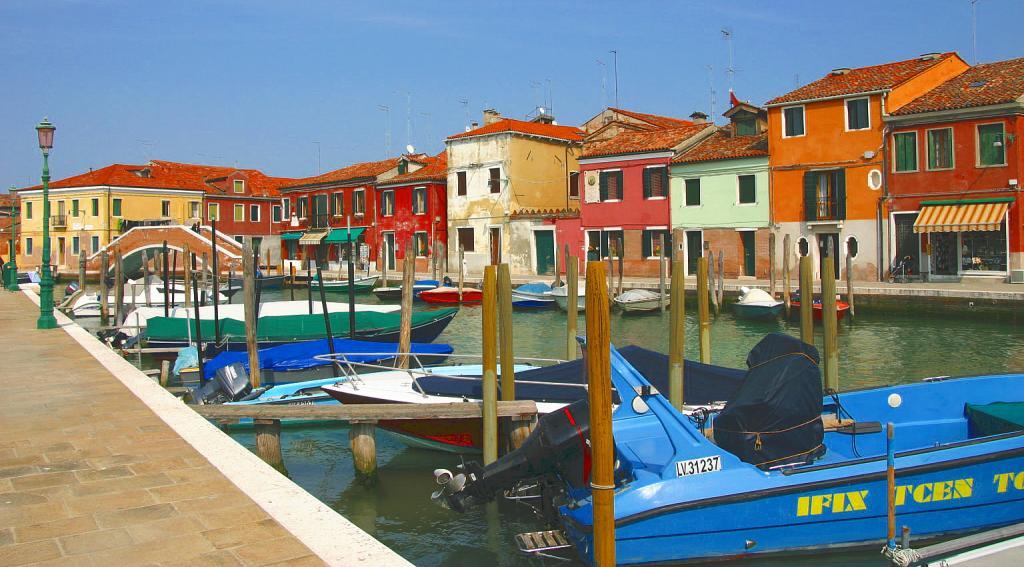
[85,225,244,276]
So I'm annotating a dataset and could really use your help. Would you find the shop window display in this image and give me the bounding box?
[961,223,1007,273]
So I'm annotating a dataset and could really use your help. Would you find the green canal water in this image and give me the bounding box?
[84,289,1024,566]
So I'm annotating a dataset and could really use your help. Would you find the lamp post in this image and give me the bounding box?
[36,118,57,329]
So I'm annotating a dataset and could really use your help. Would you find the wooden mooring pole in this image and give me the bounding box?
[821,241,839,392]
[769,232,777,297]
[190,253,205,382]
[289,264,296,301]
[78,252,86,291]
[200,252,209,307]
[846,251,855,319]
[783,234,792,317]
[585,260,615,567]
[697,256,711,364]
[114,249,124,326]
[482,265,499,465]
[658,234,667,312]
[182,244,192,309]
[708,251,719,316]
[566,252,579,360]
[143,250,153,307]
[799,255,813,345]
[498,263,515,402]
[717,250,724,310]
[162,240,170,317]
[243,237,261,389]
[616,238,624,297]
[254,418,284,470]
[668,259,685,410]
[350,421,378,478]
[99,251,109,326]
[397,242,414,369]
[457,244,465,301]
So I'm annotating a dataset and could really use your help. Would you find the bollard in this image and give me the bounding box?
[481,265,498,465]
[585,260,615,567]
[254,418,283,469]
[159,360,171,387]
[697,256,711,364]
[668,260,685,410]
[498,263,515,403]
[799,255,813,345]
[350,421,378,478]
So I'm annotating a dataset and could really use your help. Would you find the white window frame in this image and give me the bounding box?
[414,231,429,258]
[644,226,669,259]
[925,127,955,171]
[281,198,291,220]
[381,190,395,217]
[189,201,201,219]
[233,204,244,222]
[684,178,702,207]
[736,174,757,206]
[272,204,282,223]
[91,236,100,254]
[250,204,260,223]
[332,192,344,217]
[976,121,1007,168]
[25,237,33,256]
[91,198,99,217]
[111,198,123,218]
[233,179,245,193]
[644,165,668,201]
[208,203,220,221]
[844,96,871,132]
[782,105,806,138]
[600,227,624,259]
[353,189,366,216]
[892,131,919,173]
[412,186,428,215]
[161,200,171,217]
[600,168,623,203]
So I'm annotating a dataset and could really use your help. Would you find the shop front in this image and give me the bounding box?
[911,198,1011,280]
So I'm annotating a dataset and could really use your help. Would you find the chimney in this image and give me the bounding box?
[483,109,502,125]
[470,121,479,129]
[689,111,709,124]
[831,68,851,76]
[919,52,941,61]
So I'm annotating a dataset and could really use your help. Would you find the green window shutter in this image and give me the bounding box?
[599,172,609,201]
[329,194,336,216]
[600,231,610,257]
[641,230,652,258]
[643,168,651,199]
[895,133,917,171]
[617,172,624,199]
[91,199,99,216]
[661,168,669,198]
[738,175,756,204]
[835,170,846,220]
[113,199,122,217]
[803,172,817,221]
[978,124,1005,165]
[685,179,700,206]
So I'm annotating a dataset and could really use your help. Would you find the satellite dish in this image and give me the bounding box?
[406,144,415,154]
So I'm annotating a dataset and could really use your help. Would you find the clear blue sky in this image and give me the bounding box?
[2,0,1021,189]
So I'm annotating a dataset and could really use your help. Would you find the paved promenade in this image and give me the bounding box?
[0,291,410,566]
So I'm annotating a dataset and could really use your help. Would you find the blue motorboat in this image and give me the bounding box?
[435,333,1024,565]
[511,282,555,310]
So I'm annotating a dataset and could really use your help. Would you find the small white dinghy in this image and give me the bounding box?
[732,286,785,320]
[547,284,586,312]
[612,289,666,313]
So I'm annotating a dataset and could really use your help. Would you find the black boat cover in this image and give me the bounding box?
[413,345,744,405]
[713,333,825,469]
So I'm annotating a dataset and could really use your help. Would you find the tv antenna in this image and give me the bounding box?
[609,50,620,107]
[377,104,391,158]
[706,65,716,120]
[721,28,735,93]
[458,98,470,129]
[971,0,980,63]
[596,59,608,108]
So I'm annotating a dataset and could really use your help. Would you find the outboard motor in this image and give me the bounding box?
[189,363,256,405]
[432,399,591,513]
[64,281,80,296]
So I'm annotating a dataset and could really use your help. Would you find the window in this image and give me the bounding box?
[208,203,219,221]
[457,171,467,196]
[783,106,805,137]
[569,171,579,199]
[803,169,845,221]
[234,235,244,244]
[233,204,244,222]
[489,168,501,193]
[380,190,395,216]
[25,237,32,255]
[332,193,344,217]
[641,229,672,258]
[894,132,918,172]
[738,175,756,204]
[352,190,365,215]
[845,97,870,131]
[250,204,260,222]
[398,160,408,175]
[414,232,429,257]
[457,227,474,252]
[161,200,171,217]
[643,166,668,199]
[90,198,99,216]
[599,170,623,201]
[412,187,427,215]
[282,198,291,220]
[685,179,701,206]
[233,180,245,193]
[91,236,99,254]
[297,197,309,219]
[735,118,757,136]
[978,123,1006,166]
[927,128,954,170]
[71,199,79,217]
[272,205,282,223]
[25,202,31,220]
[600,230,624,259]
[189,201,201,219]
[72,236,80,255]
[112,198,122,217]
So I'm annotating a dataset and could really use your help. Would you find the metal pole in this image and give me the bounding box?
[191,253,205,382]
[315,264,335,360]
[347,218,356,339]
[585,260,615,567]
[37,148,57,329]
[886,422,897,550]
[211,220,221,344]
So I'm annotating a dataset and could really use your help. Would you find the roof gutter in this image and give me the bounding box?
[765,89,889,108]
[884,101,1024,125]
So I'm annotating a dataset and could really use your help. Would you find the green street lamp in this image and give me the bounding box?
[35,118,57,329]
[5,185,18,292]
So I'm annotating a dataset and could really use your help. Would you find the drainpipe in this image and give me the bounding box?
[878,94,890,282]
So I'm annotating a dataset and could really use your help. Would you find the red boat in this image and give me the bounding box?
[418,286,482,304]
[788,299,851,321]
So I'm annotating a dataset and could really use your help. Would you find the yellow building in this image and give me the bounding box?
[13,163,205,272]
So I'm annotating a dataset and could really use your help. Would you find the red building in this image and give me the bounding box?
[885,57,1024,281]
[374,152,448,271]
[577,118,714,276]
[278,155,426,269]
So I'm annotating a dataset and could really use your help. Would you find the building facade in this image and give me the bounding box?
[374,152,448,272]
[884,57,1024,281]
[766,52,969,281]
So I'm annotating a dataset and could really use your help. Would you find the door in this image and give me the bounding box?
[489,227,501,265]
[313,195,329,228]
[930,232,957,276]
[534,230,555,275]
[57,237,66,267]
[817,233,840,278]
[685,230,703,275]
[893,214,920,276]
[383,232,396,271]
[740,231,756,277]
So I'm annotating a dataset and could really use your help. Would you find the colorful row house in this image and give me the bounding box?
[375,152,448,271]
[884,57,1024,281]
[445,110,584,275]
[766,52,970,281]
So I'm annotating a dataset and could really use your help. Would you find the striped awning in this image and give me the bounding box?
[913,201,1009,233]
[298,230,328,245]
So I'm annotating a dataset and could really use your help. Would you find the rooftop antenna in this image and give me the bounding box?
[377,104,391,158]
[546,78,553,115]
[312,141,321,175]
[136,139,155,162]
[721,28,735,93]
[706,65,717,122]
[596,59,608,108]
[404,91,413,150]
[530,80,543,111]
[971,0,980,64]
[458,98,470,129]
[610,50,620,107]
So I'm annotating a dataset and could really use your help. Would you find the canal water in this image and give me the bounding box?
[82,287,1024,566]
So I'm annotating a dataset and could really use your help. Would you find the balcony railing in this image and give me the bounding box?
[50,215,67,228]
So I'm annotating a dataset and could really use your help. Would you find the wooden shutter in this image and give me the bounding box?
[803,172,817,221]
[835,170,846,220]
[615,172,624,200]
[457,171,467,196]
[569,172,579,198]
[643,168,651,199]
[599,172,609,201]
[641,230,651,258]
[329,193,336,216]
[659,168,668,197]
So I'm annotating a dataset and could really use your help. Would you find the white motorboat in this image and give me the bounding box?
[732,286,785,320]
[612,289,667,312]
[70,279,227,318]
[547,284,586,312]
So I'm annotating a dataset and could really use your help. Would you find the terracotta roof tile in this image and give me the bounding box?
[381,152,448,185]
[149,161,292,197]
[766,53,958,105]
[607,108,694,129]
[447,118,584,142]
[284,157,406,189]
[581,123,713,158]
[892,57,1024,115]
[672,131,768,164]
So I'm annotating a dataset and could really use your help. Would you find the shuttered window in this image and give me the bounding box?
[381,191,395,216]
[783,106,805,137]
[352,191,365,214]
[685,179,701,206]
[600,230,624,258]
[978,123,1006,166]
[412,187,427,214]
[489,168,501,193]
[738,175,756,204]
[643,167,668,199]
[846,97,870,130]
[599,170,623,201]
[803,170,845,221]
[457,171,467,196]
[641,229,672,258]
[894,132,918,172]
[927,128,953,170]
[569,172,579,198]
[331,193,344,217]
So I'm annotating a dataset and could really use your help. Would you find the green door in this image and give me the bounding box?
[741,231,756,276]
[534,230,555,275]
[686,231,703,275]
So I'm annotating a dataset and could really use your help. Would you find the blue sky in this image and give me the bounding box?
[1,0,1022,188]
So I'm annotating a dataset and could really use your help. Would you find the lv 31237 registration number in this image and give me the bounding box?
[675,455,722,477]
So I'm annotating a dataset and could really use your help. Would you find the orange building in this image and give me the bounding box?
[766,52,968,280]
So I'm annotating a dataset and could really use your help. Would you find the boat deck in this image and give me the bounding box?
[0,291,409,566]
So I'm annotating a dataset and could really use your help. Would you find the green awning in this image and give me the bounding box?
[280,232,303,241]
[324,227,366,244]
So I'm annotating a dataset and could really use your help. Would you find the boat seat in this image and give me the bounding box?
[966,402,1024,438]
[822,415,882,435]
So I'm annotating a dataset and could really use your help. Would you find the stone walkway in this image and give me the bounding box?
[0,292,325,566]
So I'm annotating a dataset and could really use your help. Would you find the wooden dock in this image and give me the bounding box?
[0,290,411,566]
